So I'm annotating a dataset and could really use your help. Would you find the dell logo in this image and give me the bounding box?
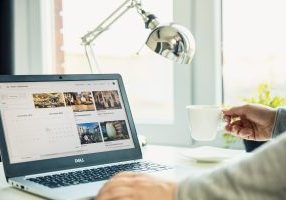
[74,158,85,163]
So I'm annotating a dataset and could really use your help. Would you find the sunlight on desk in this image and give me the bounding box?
[0,145,246,200]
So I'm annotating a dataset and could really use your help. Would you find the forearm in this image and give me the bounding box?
[272,107,286,138]
[176,133,286,200]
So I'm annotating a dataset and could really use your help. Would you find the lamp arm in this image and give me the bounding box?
[84,45,101,73]
[81,0,137,46]
[81,0,140,73]
[81,0,159,73]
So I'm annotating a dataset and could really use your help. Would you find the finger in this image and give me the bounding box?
[229,119,254,136]
[230,125,252,138]
[225,120,243,132]
[231,125,253,137]
[223,105,247,116]
[99,174,151,195]
[230,120,243,127]
[225,124,233,132]
[232,125,242,136]
[97,186,133,200]
[113,171,142,178]
[99,177,134,195]
[98,175,153,200]
[97,187,133,200]
[223,115,231,123]
[223,114,240,121]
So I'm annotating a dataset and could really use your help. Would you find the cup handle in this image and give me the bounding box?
[217,111,226,132]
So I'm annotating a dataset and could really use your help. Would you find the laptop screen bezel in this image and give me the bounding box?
[0,74,142,179]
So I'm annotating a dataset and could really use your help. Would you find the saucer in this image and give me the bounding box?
[181,146,245,162]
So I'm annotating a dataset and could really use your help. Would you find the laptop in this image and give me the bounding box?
[0,74,173,200]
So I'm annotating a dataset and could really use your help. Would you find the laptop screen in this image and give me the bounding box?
[0,80,135,164]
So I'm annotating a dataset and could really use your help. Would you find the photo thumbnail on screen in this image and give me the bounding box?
[77,122,103,145]
[93,91,122,110]
[100,120,129,142]
[64,91,95,112]
[33,93,65,108]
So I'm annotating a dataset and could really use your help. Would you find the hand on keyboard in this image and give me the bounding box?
[96,172,177,200]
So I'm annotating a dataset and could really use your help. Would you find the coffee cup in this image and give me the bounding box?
[186,105,224,141]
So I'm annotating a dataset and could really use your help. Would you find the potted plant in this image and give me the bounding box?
[223,83,286,152]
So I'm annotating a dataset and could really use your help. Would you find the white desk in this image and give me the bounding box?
[0,145,243,200]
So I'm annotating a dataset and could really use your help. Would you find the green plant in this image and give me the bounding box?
[222,83,286,148]
[242,83,286,107]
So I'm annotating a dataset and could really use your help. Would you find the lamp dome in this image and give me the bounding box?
[146,23,195,64]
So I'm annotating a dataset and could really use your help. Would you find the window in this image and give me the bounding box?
[223,0,286,104]
[14,0,220,146]
[48,0,174,124]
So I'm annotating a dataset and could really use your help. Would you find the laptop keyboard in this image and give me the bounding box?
[27,161,172,188]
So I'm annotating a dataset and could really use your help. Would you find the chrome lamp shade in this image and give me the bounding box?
[146,23,196,65]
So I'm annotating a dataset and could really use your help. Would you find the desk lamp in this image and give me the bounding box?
[81,0,196,73]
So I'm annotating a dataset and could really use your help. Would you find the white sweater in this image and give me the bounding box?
[176,108,286,200]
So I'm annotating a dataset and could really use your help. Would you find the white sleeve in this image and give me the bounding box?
[176,133,286,200]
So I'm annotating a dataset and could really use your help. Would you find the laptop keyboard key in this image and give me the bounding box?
[27,161,172,188]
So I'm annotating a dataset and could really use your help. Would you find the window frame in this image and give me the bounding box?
[13,0,223,146]
[188,0,224,146]
[14,0,55,74]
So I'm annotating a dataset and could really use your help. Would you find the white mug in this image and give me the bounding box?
[186,105,223,141]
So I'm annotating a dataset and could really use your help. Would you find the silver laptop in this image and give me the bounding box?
[0,74,172,200]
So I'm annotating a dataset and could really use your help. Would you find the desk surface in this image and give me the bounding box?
[0,145,244,200]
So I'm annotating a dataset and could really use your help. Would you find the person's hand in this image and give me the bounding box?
[223,104,277,141]
[96,172,177,200]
